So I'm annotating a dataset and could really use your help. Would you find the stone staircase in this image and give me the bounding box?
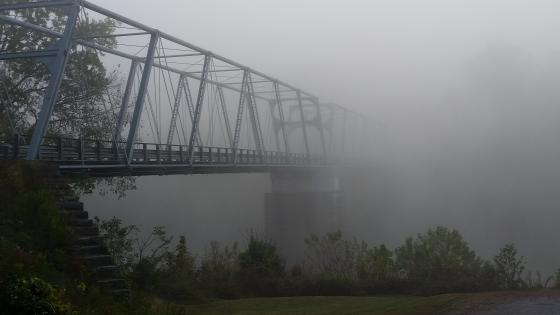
[57,197,129,297]
[43,168,130,298]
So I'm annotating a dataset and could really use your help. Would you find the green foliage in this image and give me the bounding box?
[304,230,360,281]
[395,226,488,294]
[493,243,526,289]
[0,163,73,276]
[157,236,200,302]
[238,234,285,296]
[0,276,73,315]
[198,241,241,299]
[0,0,118,139]
[95,216,137,268]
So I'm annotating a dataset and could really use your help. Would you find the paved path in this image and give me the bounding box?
[448,291,560,315]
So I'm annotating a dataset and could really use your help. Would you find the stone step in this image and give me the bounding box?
[97,278,128,291]
[74,245,108,256]
[57,201,83,211]
[61,210,89,219]
[67,218,93,227]
[76,236,104,246]
[92,265,120,279]
[74,226,99,236]
[84,255,113,267]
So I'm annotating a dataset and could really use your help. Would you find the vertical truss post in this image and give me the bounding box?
[166,74,185,146]
[182,77,202,146]
[125,31,159,164]
[273,81,290,155]
[26,1,80,160]
[245,72,265,161]
[341,108,347,155]
[296,90,310,160]
[187,54,211,163]
[313,97,328,160]
[113,59,137,152]
[232,70,249,164]
[216,85,233,147]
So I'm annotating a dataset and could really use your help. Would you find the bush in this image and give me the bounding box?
[0,276,72,315]
[395,226,487,294]
[198,241,241,299]
[493,243,526,289]
[238,235,285,296]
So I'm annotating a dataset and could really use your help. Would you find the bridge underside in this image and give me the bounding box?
[55,163,329,177]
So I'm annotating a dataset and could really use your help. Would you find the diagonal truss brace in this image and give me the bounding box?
[232,70,248,163]
[113,59,138,143]
[245,71,265,160]
[25,1,80,160]
[273,81,290,155]
[187,54,211,163]
[166,75,185,146]
[125,31,159,164]
[216,84,233,147]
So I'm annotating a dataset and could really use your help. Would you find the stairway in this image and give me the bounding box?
[42,167,130,298]
[57,197,129,297]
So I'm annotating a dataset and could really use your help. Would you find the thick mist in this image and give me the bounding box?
[84,0,560,274]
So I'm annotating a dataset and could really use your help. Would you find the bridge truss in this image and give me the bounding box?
[0,0,367,175]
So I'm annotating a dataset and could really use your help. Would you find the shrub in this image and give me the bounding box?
[493,243,526,289]
[198,241,241,299]
[238,235,285,296]
[0,276,72,315]
[395,226,486,294]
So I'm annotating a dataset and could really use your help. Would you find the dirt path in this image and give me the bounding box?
[448,291,560,315]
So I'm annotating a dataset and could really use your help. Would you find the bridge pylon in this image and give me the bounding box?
[265,167,341,263]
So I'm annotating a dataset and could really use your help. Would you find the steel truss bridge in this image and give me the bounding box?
[0,0,367,176]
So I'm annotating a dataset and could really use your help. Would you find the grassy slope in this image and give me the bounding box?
[182,295,464,315]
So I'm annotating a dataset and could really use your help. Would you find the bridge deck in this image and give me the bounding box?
[1,135,329,176]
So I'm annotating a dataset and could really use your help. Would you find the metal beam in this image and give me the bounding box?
[125,31,159,164]
[187,54,211,163]
[232,70,248,164]
[26,2,80,160]
[0,50,57,61]
[113,59,137,143]
[216,84,234,147]
[296,90,310,159]
[182,77,203,146]
[246,71,265,159]
[274,81,290,155]
[312,97,328,159]
[166,75,185,146]
[0,0,75,11]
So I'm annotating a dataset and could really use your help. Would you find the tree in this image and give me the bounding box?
[304,230,360,281]
[238,234,285,296]
[356,244,395,283]
[394,226,486,294]
[158,235,199,302]
[95,216,137,268]
[493,243,526,289]
[0,1,120,139]
[198,241,241,298]
[1,1,135,197]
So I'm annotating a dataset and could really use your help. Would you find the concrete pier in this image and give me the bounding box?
[265,167,341,263]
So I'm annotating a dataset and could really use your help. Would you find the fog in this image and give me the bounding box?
[83,0,560,274]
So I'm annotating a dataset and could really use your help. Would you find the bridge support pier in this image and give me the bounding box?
[265,167,341,264]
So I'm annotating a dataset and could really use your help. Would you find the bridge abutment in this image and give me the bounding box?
[265,167,341,263]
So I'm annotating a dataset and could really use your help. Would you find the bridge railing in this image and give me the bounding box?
[1,134,321,166]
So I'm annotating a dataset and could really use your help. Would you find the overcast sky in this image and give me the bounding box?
[88,0,560,116]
